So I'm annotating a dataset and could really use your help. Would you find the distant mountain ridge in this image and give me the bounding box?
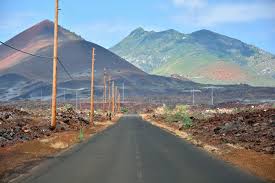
[0,20,200,100]
[0,20,274,103]
[110,28,275,86]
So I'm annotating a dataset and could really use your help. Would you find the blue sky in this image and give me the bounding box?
[1,0,274,53]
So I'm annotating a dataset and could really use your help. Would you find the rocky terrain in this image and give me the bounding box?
[149,103,275,154]
[0,105,107,148]
[190,108,275,154]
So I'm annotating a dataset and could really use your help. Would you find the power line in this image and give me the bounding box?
[0,41,52,59]
[0,40,74,80]
[57,57,74,80]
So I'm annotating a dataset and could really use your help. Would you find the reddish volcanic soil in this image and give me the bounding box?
[200,61,247,82]
[0,39,52,71]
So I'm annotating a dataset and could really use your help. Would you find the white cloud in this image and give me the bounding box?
[172,1,275,27]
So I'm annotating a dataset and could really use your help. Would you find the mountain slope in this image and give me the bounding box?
[1,20,274,103]
[0,20,200,100]
[0,20,145,82]
[110,28,275,86]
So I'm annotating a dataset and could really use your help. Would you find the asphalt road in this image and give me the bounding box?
[21,115,266,183]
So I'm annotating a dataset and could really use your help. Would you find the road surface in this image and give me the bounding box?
[21,115,266,183]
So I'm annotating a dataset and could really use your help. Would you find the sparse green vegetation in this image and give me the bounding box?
[233,107,242,114]
[121,107,129,113]
[64,104,73,110]
[163,105,192,128]
[111,28,275,86]
[79,128,84,142]
[182,115,192,128]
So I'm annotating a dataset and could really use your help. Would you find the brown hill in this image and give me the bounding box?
[0,20,145,81]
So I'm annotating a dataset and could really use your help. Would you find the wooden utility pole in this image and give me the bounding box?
[115,86,118,113]
[108,75,111,112]
[192,89,195,105]
[122,82,125,103]
[211,87,214,105]
[102,68,106,111]
[117,91,121,113]
[111,81,115,114]
[63,89,66,102]
[90,48,95,125]
[40,89,42,110]
[51,0,59,129]
[75,90,78,110]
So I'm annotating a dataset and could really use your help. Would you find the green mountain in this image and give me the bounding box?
[110,28,275,86]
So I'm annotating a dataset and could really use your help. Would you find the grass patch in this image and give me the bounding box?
[164,105,193,128]
[121,107,129,113]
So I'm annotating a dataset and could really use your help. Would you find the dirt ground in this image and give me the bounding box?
[142,114,275,182]
[221,148,275,182]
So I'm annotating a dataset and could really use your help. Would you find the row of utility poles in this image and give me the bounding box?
[50,0,121,129]
[182,87,219,106]
[110,76,121,114]
[102,68,122,113]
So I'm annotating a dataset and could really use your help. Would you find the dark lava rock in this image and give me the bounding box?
[20,134,30,141]
[78,117,89,124]
[17,121,26,127]
[222,122,240,133]
[0,128,7,136]
[3,133,13,140]
[213,127,221,134]
[63,118,70,124]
